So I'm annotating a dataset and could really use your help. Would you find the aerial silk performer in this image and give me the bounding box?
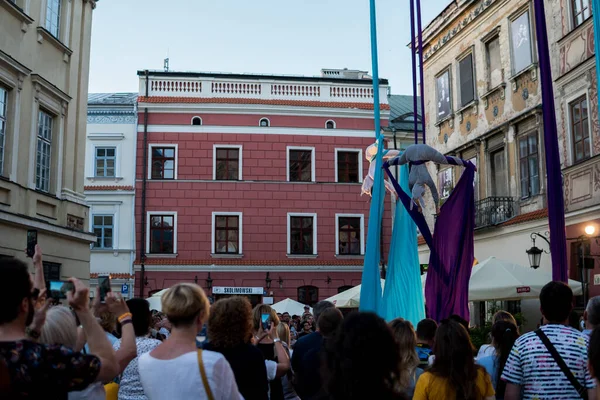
[384,146,476,322]
[359,0,385,314]
[380,163,425,325]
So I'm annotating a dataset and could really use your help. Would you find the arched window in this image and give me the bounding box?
[191,116,202,126]
[298,285,319,307]
[326,120,336,129]
[259,118,270,127]
[337,285,353,294]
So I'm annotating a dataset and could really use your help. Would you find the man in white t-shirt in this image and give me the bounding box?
[583,296,600,339]
[502,282,597,400]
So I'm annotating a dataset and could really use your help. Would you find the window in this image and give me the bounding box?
[212,213,242,254]
[458,53,475,107]
[287,147,314,182]
[437,168,453,199]
[436,69,452,121]
[150,146,176,180]
[326,120,336,129]
[214,146,241,180]
[191,116,202,126]
[486,37,502,88]
[95,147,116,177]
[336,215,364,255]
[288,213,317,255]
[572,0,591,28]
[298,285,319,307]
[336,150,361,183]
[570,96,591,163]
[259,118,270,127]
[45,0,61,38]
[519,133,540,198]
[490,148,508,197]
[36,110,53,192]
[510,11,533,74]
[93,215,113,249]
[148,213,176,254]
[0,87,7,176]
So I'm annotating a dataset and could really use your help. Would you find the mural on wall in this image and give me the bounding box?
[437,70,452,121]
[511,11,533,74]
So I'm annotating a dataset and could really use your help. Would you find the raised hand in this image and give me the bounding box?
[67,278,90,313]
[105,292,129,317]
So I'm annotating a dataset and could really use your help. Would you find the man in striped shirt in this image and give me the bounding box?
[502,282,597,399]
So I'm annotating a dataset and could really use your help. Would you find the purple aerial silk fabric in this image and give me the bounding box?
[425,164,475,322]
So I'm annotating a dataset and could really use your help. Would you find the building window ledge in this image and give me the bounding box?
[482,83,507,109]
[457,100,479,122]
[557,17,593,46]
[87,176,124,182]
[91,248,115,253]
[518,193,544,206]
[335,254,364,259]
[210,253,244,259]
[1,1,34,32]
[36,26,73,62]
[435,113,454,128]
[145,253,178,259]
[510,63,538,90]
[87,133,125,141]
[286,254,318,259]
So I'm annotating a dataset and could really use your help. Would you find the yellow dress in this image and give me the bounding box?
[413,368,495,400]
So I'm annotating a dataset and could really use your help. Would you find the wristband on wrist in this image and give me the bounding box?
[118,312,132,323]
[120,319,133,327]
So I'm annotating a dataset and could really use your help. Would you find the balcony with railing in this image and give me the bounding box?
[138,71,390,107]
[475,197,516,229]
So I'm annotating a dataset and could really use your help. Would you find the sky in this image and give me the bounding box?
[88,0,448,96]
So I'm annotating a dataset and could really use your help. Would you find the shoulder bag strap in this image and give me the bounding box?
[197,349,215,400]
[535,329,588,400]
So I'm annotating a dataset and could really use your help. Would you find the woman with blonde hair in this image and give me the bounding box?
[476,310,518,360]
[138,283,242,399]
[389,318,423,398]
[276,323,299,400]
[252,304,290,400]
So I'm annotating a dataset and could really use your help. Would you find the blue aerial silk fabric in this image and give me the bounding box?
[381,164,425,326]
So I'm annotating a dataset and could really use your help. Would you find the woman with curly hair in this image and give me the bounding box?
[389,318,423,398]
[205,297,269,400]
[323,312,407,400]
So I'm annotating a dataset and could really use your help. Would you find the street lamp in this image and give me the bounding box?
[205,272,213,290]
[278,276,284,289]
[526,232,551,270]
[585,225,596,236]
[265,272,272,290]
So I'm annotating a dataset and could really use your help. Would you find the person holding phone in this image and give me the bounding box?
[252,305,290,400]
[0,257,121,399]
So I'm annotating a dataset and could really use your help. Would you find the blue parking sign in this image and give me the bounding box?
[121,284,128,294]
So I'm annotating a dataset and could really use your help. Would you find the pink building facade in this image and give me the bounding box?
[134,69,391,307]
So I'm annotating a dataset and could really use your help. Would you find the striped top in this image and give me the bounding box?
[501,324,595,399]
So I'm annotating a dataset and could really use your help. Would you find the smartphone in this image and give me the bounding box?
[98,275,111,303]
[261,313,271,331]
[26,230,37,258]
[48,280,74,300]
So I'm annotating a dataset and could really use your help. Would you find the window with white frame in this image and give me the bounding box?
[45,0,61,38]
[191,116,202,126]
[510,10,533,74]
[259,118,270,127]
[287,147,315,182]
[92,215,113,249]
[571,0,591,28]
[0,86,7,176]
[335,149,362,183]
[214,145,242,180]
[570,95,591,163]
[336,214,364,255]
[150,145,177,180]
[437,168,453,200]
[326,120,336,129]
[95,147,116,177]
[212,213,242,254]
[147,212,177,254]
[518,132,540,198]
[436,69,452,121]
[288,213,317,255]
[36,110,53,192]
[485,36,502,89]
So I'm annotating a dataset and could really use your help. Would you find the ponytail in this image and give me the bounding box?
[491,321,519,398]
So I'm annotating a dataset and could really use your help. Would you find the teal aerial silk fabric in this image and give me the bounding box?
[381,164,425,326]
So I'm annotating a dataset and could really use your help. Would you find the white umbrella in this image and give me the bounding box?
[272,298,312,316]
[324,279,386,308]
[422,257,583,301]
[146,288,170,312]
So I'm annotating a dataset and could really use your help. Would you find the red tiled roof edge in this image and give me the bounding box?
[500,208,548,227]
[134,259,364,266]
[84,185,134,191]
[90,273,135,279]
[138,96,391,111]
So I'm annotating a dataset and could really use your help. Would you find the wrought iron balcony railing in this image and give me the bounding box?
[475,197,515,228]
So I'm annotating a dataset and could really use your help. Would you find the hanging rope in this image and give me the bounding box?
[416,0,426,143]
[409,0,419,145]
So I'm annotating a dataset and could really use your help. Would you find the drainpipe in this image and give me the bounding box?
[139,70,149,297]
